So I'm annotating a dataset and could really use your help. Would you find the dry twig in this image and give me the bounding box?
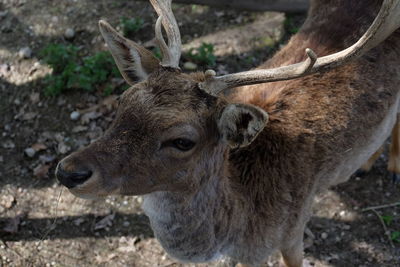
[362,202,400,212]
[370,209,395,248]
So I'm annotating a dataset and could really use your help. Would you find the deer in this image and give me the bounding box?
[55,0,400,266]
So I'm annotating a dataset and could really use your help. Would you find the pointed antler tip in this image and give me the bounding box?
[205,69,216,79]
[305,48,317,61]
[98,20,108,27]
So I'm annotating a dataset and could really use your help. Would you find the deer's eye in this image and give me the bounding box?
[171,138,196,151]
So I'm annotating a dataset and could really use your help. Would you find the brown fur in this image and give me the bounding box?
[57,0,400,266]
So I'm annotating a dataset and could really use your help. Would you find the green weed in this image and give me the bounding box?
[187,42,216,67]
[381,215,394,226]
[391,231,400,243]
[40,44,120,96]
[120,16,144,36]
[152,47,162,60]
[284,15,300,35]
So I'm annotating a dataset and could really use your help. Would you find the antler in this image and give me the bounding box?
[149,0,182,69]
[199,0,400,95]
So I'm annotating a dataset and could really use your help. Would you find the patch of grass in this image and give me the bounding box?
[152,47,162,60]
[40,44,121,96]
[391,231,400,243]
[186,42,216,67]
[120,16,144,36]
[381,215,394,226]
[284,15,300,35]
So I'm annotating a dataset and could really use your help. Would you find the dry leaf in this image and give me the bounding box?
[22,112,37,121]
[31,143,47,151]
[33,164,51,178]
[94,213,115,230]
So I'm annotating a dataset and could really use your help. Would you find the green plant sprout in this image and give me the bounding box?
[40,44,121,96]
[187,42,216,67]
[120,16,144,36]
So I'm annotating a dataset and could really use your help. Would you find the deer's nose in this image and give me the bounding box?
[56,162,93,188]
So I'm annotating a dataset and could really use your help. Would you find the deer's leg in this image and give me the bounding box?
[388,114,400,183]
[280,235,304,267]
[358,146,385,174]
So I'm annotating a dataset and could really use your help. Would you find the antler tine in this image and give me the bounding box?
[200,0,400,96]
[150,0,182,69]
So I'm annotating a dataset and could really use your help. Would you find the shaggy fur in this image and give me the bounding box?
[57,0,400,266]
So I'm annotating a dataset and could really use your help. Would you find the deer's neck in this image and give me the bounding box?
[142,147,246,263]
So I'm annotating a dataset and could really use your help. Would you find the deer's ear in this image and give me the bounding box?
[99,20,160,85]
[218,104,269,148]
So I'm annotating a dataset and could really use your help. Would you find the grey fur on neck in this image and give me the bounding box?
[142,145,276,265]
[143,176,231,262]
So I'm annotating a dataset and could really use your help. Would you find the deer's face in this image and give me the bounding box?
[57,70,223,198]
[56,20,268,199]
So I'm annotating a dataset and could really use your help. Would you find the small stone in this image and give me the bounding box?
[64,28,75,40]
[22,112,37,121]
[24,147,36,158]
[2,140,15,149]
[321,232,328,239]
[183,61,197,70]
[0,10,8,19]
[57,97,66,106]
[73,217,85,226]
[18,47,32,59]
[70,111,80,121]
[123,221,130,227]
[343,224,351,230]
[30,92,40,104]
[0,63,10,76]
[0,155,3,162]
[39,154,56,163]
[1,195,15,209]
[13,99,21,105]
[72,125,88,133]
[57,142,71,154]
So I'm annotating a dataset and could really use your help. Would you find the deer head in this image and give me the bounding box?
[56,0,400,199]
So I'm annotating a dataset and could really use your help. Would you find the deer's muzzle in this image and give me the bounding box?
[56,161,93,189]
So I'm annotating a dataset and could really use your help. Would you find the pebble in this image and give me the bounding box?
[2,140,15,149]
[39,154,56,163]
[18,47,32,59]
[70,111,80,121]
[24,147,36,158]
[64,28,75,39]
[183,61,198,70]
[72,125,88,133]
[0,10,8,19]
[57,142,71,154]
[0,63,10,75]
[321,232,328,239]
[1,195,15,209]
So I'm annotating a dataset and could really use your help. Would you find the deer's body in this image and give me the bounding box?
[142,1,400,265]
[56,0,400,266]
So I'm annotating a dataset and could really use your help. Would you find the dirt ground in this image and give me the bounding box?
[1,0,400,266]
